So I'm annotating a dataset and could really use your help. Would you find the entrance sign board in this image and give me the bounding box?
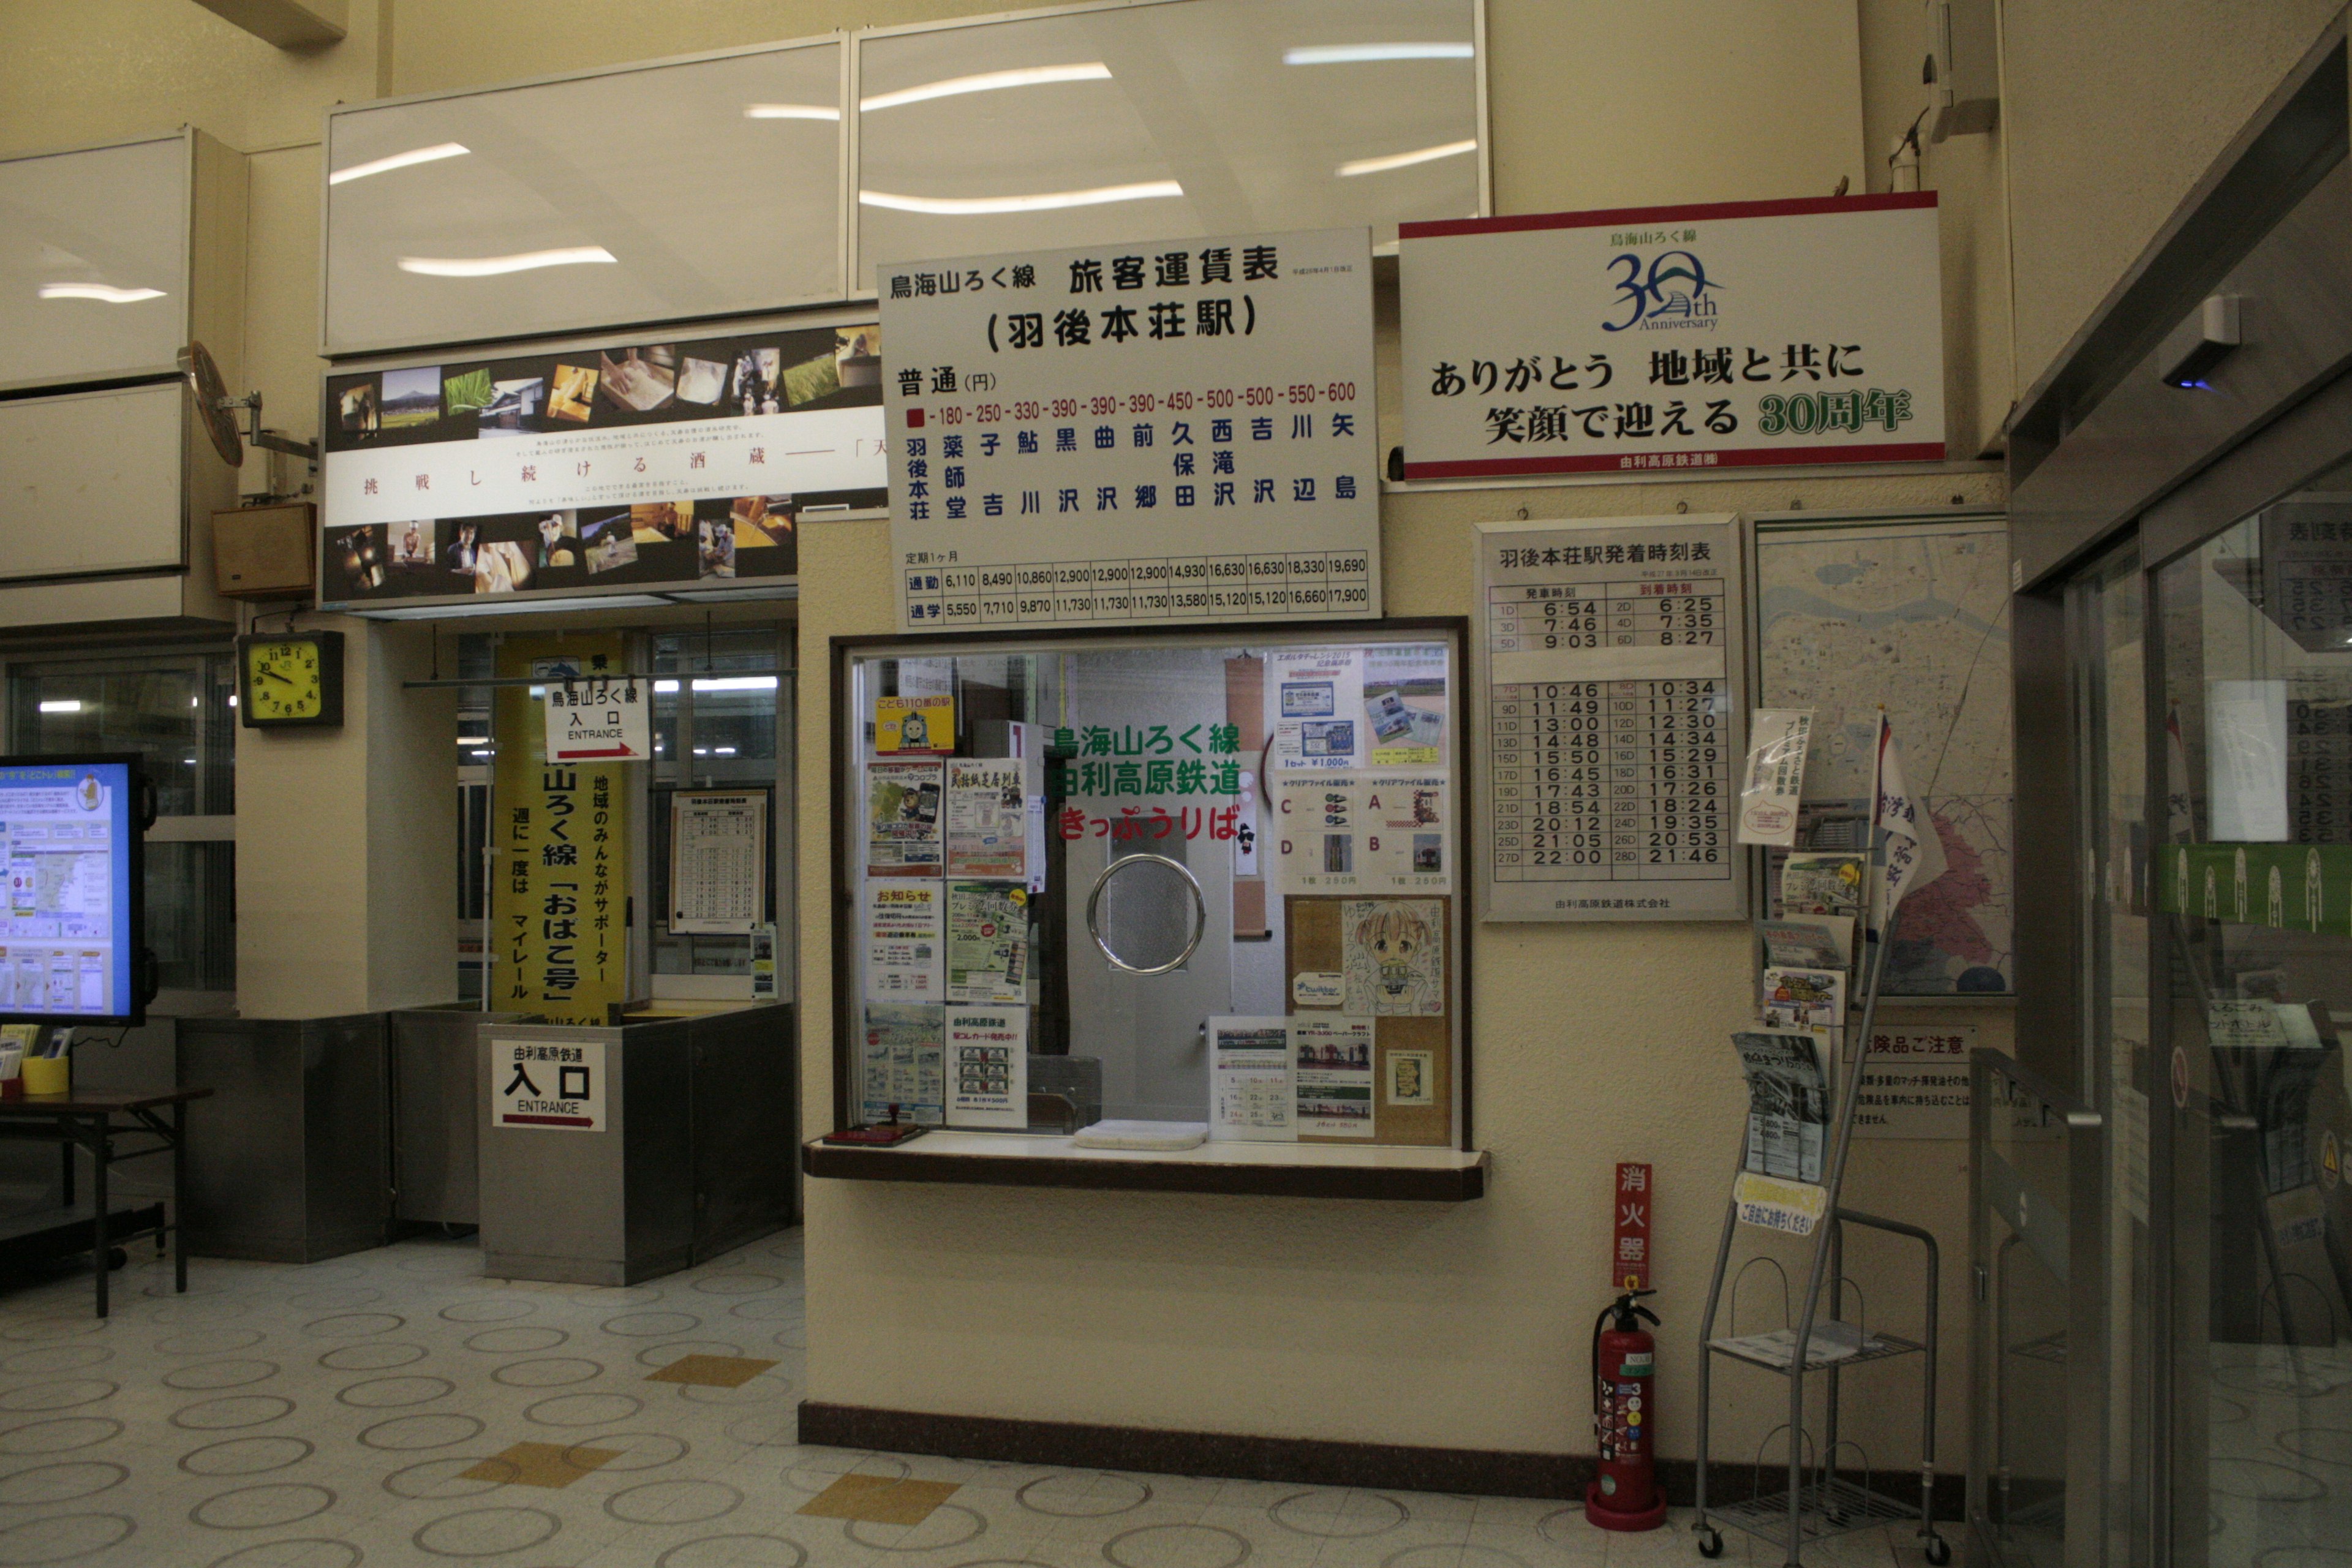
[1400,195,1943,480]
[319,320,885,609]
[492,1037,606,1132]
[879,227,1381,631]
[544,677,651,763]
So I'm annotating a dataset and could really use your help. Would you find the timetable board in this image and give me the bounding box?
[1477,516,1748,922]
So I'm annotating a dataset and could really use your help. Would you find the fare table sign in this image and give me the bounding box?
[1476,515,1749,922]
[1399,195,1943,480]
[879,228,1381,631]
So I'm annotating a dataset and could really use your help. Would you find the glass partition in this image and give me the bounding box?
[2154,451,2352,1563]
[837,622,1465,1144]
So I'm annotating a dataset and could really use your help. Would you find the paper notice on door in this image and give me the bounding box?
[859,1003,943,1126]
[1362,643,1449,764]
[1208,1015,1294,1142]
[862,880,944,1003]
[1738,709,1812,846]
[1268,647,1365,771]
[1292,1016,1376,1137]
[945,758,1027,880]
[945,881,1029,1004]
[866,759,943,876]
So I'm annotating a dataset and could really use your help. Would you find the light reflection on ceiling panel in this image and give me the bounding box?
[855,0,1480,274]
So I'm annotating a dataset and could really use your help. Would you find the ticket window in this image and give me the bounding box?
[837,622,1466,1145]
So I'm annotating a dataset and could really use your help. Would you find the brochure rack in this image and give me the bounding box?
[1691,930,1951,1567]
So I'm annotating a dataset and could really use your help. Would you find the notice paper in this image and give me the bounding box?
[1208,1016,1295,1142]
[1732,1030,1829,1183]
[946,758,1027,880]
[1341,898,1446,1016]
[1268,647,1365,771]
[945,881,1029,1005]
[945,1005,1028,1128]
[862,880,944,1003]
[1293,1016,1376,1137]
[859,1003,943,1125]
[1738,709,1813,845]
[866,759,943,876]
[1274,772,1452,894]
[1362,644,1449,765]
[876,693,953,754]
[669,790,766,934]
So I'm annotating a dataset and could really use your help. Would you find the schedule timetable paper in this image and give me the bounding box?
[1477,515,1749,921]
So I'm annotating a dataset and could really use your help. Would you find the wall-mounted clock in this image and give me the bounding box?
[238,631,345,729]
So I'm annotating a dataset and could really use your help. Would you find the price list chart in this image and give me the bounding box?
[1476,516,1749,922]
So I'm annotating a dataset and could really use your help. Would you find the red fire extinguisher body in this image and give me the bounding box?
[1586,1292,1668,1531]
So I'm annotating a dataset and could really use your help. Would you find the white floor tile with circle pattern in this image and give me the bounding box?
[0,1232,1929,1567]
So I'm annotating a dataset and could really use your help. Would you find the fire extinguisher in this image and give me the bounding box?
[1585,1287,1668,1531]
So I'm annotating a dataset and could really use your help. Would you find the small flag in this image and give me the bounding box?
[1869,714,1947,938]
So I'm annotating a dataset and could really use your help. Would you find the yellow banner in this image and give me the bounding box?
[496,635,631,1025]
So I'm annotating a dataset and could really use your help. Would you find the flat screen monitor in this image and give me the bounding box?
[0,756,148,1027]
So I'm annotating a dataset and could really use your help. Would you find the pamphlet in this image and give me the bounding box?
[1738,709,1814,846]
[1293,1016,1376,1138]
[862,880,944,1003]
[944,1004,1028,1128]
[1362,644,1449,765]
[945,758,1027,880]
[1781,851,1866,918]
[875,693,954,754]
[1268,647,1365,771]
[1761,966,1846,1036]
[945,881,1029,1004]
[1341,898,1446,1016]
[859,1002,943,1125]
[1712,1321,1876,1368]
[1732,1030,1829,1183]
[1208,1015,1294,1142]
[865,759,943,876]
[1758,915,1852,971]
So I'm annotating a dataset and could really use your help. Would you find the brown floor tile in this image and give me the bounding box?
[462,1441,623,1489]
[646,1352,782,1389]
[797,1472,962,1525]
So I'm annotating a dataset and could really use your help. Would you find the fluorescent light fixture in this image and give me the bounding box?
[228,694,238,708]
[744,103,841,121]
[37,699,82,714]
[1284,42,1474,65]
[714,747,737,756]
[38,283,164,303]
[1338,138,1479,177]
[861,62,1109,112]
[328,141,470,185]
[654,679,681,694]
[692,676,778,693]
[861,180,1183,216]
[693,748,709,756]
[347,593,673,619]
[397,246,616,279]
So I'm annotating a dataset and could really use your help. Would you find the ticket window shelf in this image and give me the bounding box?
[801,1128,1488,1201]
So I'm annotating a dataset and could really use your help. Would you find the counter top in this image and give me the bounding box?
[802,1129,1488,1200]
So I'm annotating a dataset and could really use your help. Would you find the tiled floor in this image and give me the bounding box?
[0,1231,1930,1567]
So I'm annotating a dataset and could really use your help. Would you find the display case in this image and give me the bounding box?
[810,619,1485,1200]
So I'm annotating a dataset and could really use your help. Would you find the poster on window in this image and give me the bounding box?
[1400,195,1943,480]
[669,791,767,935]
[881,227,1380,631]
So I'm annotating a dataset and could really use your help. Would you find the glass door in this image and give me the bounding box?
[2154,451,2352,1564]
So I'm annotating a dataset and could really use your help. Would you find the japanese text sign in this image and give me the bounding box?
[492,1038,606,1132]
[1613,1161,1653,1290]
[543,677,651,762]
[879,228,1381,631]
[1400,195,1943,480]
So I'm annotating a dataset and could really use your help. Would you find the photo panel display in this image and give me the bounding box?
[320,320,885,606]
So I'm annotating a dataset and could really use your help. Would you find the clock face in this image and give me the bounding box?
[246,640,324,722]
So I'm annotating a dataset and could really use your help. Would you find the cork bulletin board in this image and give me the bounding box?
[1285,895,1455,1146]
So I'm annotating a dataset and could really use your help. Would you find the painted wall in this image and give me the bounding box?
[796,472,2002,1469]
[1999,0,2341,400]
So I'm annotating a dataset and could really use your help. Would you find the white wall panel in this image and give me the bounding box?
[855,0,1482,275]
[0,382,187,580]
[324,39,845,356]
[0,135,191,392]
